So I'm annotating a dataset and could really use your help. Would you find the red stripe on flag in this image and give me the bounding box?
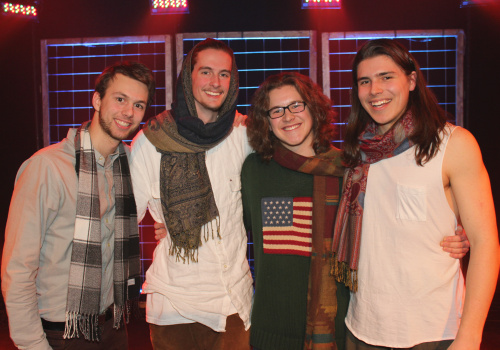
[261,230,311,238]
[263,248,311,257]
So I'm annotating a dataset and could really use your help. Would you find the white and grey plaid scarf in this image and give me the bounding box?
[64,121,141,341]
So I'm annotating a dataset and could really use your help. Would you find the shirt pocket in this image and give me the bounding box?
[396,183,427,221]
[221,173,243,231]
[229,173,241,192]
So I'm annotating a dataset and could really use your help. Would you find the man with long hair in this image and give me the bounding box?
[333,39,499,349]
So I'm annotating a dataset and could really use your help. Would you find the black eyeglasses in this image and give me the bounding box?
[267,101,306,119]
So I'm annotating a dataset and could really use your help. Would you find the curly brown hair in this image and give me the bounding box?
[247,72,336,161]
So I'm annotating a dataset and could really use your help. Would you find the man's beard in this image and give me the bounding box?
[99,111,134,142]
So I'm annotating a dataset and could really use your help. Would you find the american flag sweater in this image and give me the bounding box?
[242,153,314,350]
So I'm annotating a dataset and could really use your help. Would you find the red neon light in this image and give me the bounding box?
[302,0,341,9]
[304,0,340,3]
[152,0,188,9]
[2,2,37,17]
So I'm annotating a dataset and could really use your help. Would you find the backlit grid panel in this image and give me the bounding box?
[42,36,172,283]
[179,32,315,273]
[323,31,464,146]
[41,33,315,281]
[43,38,169,146]
[179,33,315,116]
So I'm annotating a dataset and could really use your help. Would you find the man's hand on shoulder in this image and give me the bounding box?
[233,110,247,127]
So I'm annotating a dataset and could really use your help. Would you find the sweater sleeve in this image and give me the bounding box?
[241,154,254,233]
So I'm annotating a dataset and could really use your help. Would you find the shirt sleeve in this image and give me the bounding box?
[241,156,252,233]
[130,130,164,224]
[1,155,60,350]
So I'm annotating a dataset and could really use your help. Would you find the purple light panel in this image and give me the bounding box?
[2,2,37,17]
[302,0,341,9]
[150,0,189,14]
[460,0,497,7]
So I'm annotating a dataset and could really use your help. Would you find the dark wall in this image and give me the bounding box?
[1,0,499,250]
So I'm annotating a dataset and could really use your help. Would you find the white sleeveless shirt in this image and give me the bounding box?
[345,124,465,347]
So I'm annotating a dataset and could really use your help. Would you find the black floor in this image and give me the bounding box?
[1,284,499,349]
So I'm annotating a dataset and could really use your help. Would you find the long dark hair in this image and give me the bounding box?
[247,72,335,161]
[343,39,448,167]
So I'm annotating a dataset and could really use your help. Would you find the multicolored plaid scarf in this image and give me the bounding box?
[273,142,344,350]
[65,121,141,341]
[332,112,414,292]
[143,41,239,263]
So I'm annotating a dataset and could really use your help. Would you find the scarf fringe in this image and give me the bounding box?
[203,216,221,242]
[63,311,100,342]
[113,304,125,329]
[64,305,128,341]
[169,217,221,263]
[330,254,358,292]
[170,244,198,263]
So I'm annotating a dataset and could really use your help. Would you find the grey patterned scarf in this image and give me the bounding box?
[64,121,141,341]
[143,41,239,263]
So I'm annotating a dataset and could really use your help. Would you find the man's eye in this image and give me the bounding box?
[221,73,230,78]
[135,104,144,109]
[117,97,124,102]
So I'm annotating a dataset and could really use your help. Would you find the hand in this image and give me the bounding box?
[233,110,247,127]
[154,221,167,241]
[440,224,470,259]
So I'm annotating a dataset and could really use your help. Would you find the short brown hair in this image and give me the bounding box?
[94,61,155,108]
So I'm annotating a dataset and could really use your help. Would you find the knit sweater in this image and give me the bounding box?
[241,153,349,350]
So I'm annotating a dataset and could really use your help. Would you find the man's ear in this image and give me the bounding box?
[409,71,417,92]
[92,91,102,112]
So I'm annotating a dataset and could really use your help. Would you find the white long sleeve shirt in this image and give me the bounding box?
[129,125,253,332]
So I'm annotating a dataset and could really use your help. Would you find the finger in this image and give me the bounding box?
[449,253,466,259]
[442,235,463,242]
[450,241,468,248]
[443,246,468,253]
[154,222,162,229]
